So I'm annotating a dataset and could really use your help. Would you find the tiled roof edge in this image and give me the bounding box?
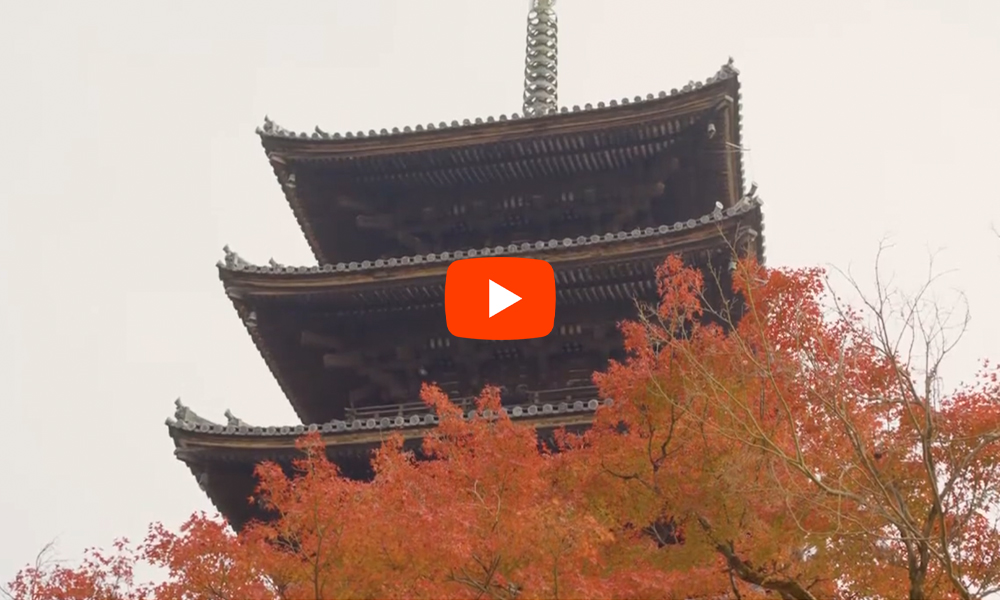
[166,398,614,437]
[255,59,740,141]
[217,196,762,275]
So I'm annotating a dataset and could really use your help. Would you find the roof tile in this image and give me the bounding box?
[217,197,762,275]
[167,399,613,438]
[257,60,740,140]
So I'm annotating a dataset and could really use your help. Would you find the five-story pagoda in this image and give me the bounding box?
[167,0,765,530]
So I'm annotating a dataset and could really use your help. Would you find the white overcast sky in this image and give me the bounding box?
[1,0,998,581]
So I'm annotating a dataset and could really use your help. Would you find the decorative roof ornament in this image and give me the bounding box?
[224,409,251,428]
[260,115,275,134]
[724,56,739,76]
[257,115,291,137]
[167,399,616,436]
[219,245,251,270]
[215,200,763,275]
[731,183,760,212]
[522,0,558,117]
[173,398,216,427]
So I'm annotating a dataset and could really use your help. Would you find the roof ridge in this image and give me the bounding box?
[167,398,614,436]
[256,59,740,141]
[218,196,762,275]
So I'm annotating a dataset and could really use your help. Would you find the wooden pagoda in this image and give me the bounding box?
[166,1,765,530]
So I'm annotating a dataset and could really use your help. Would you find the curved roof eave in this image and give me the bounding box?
[167,398,611,444]
[256,60,741,159]
[217,199,763,287]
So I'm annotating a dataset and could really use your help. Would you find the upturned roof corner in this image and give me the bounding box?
[255,59,741,142]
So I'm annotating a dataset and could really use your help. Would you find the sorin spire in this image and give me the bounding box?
[522,0,558,117]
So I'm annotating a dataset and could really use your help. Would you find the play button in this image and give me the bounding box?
[445,257,556,340]
[488,279,522,318]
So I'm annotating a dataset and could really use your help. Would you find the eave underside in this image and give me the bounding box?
[220,201,762,299]
[258,64,745,263]
[259,62,740,162]
[169,407,602,531]
[217,204,761,425]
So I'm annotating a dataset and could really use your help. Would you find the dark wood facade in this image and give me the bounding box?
[260,63,746,265]
[167,60,766,529]
[170,398,607,530]
[219,208,760,424]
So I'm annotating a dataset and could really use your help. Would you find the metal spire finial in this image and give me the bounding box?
[522,0,558,117]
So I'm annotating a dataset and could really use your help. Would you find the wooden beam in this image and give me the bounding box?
[305,328,430,363]
[295,302,637,361]
[301,330,411,400]
[355,214,430,254]
[322,351,425,372]
[330,164,679,246]
[295,306,630,407]
[301,330,343,350]
[719,104,740,207]
[355,214,394,230]
[335,195,373,213]
[395,232,430,254]
[322,352,364,368]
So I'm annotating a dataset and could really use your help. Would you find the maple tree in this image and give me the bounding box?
[581,252,1000,599]
[4,388,651,600]
[6,253,1000,600]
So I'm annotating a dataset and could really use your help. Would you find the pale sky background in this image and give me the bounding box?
[1,0,998,582]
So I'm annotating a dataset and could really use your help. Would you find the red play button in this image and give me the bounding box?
[445,257,556,340]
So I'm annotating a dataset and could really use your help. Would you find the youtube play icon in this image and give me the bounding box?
[445,257,556,340]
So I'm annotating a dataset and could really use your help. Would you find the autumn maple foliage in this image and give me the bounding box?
[7,255,1000,600]
[583,255,1000,600]
[231,386,629,599]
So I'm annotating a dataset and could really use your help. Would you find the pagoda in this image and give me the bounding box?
[167,0,765,530]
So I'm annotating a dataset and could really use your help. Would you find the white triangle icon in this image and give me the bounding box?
[488,279,521,318]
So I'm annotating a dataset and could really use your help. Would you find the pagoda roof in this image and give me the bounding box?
[167,397,609,442]
[256,60,747,264]
[167,398,609,530]
[215,200,762,425]
[218,197,763,291]
[258,60,741,160]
